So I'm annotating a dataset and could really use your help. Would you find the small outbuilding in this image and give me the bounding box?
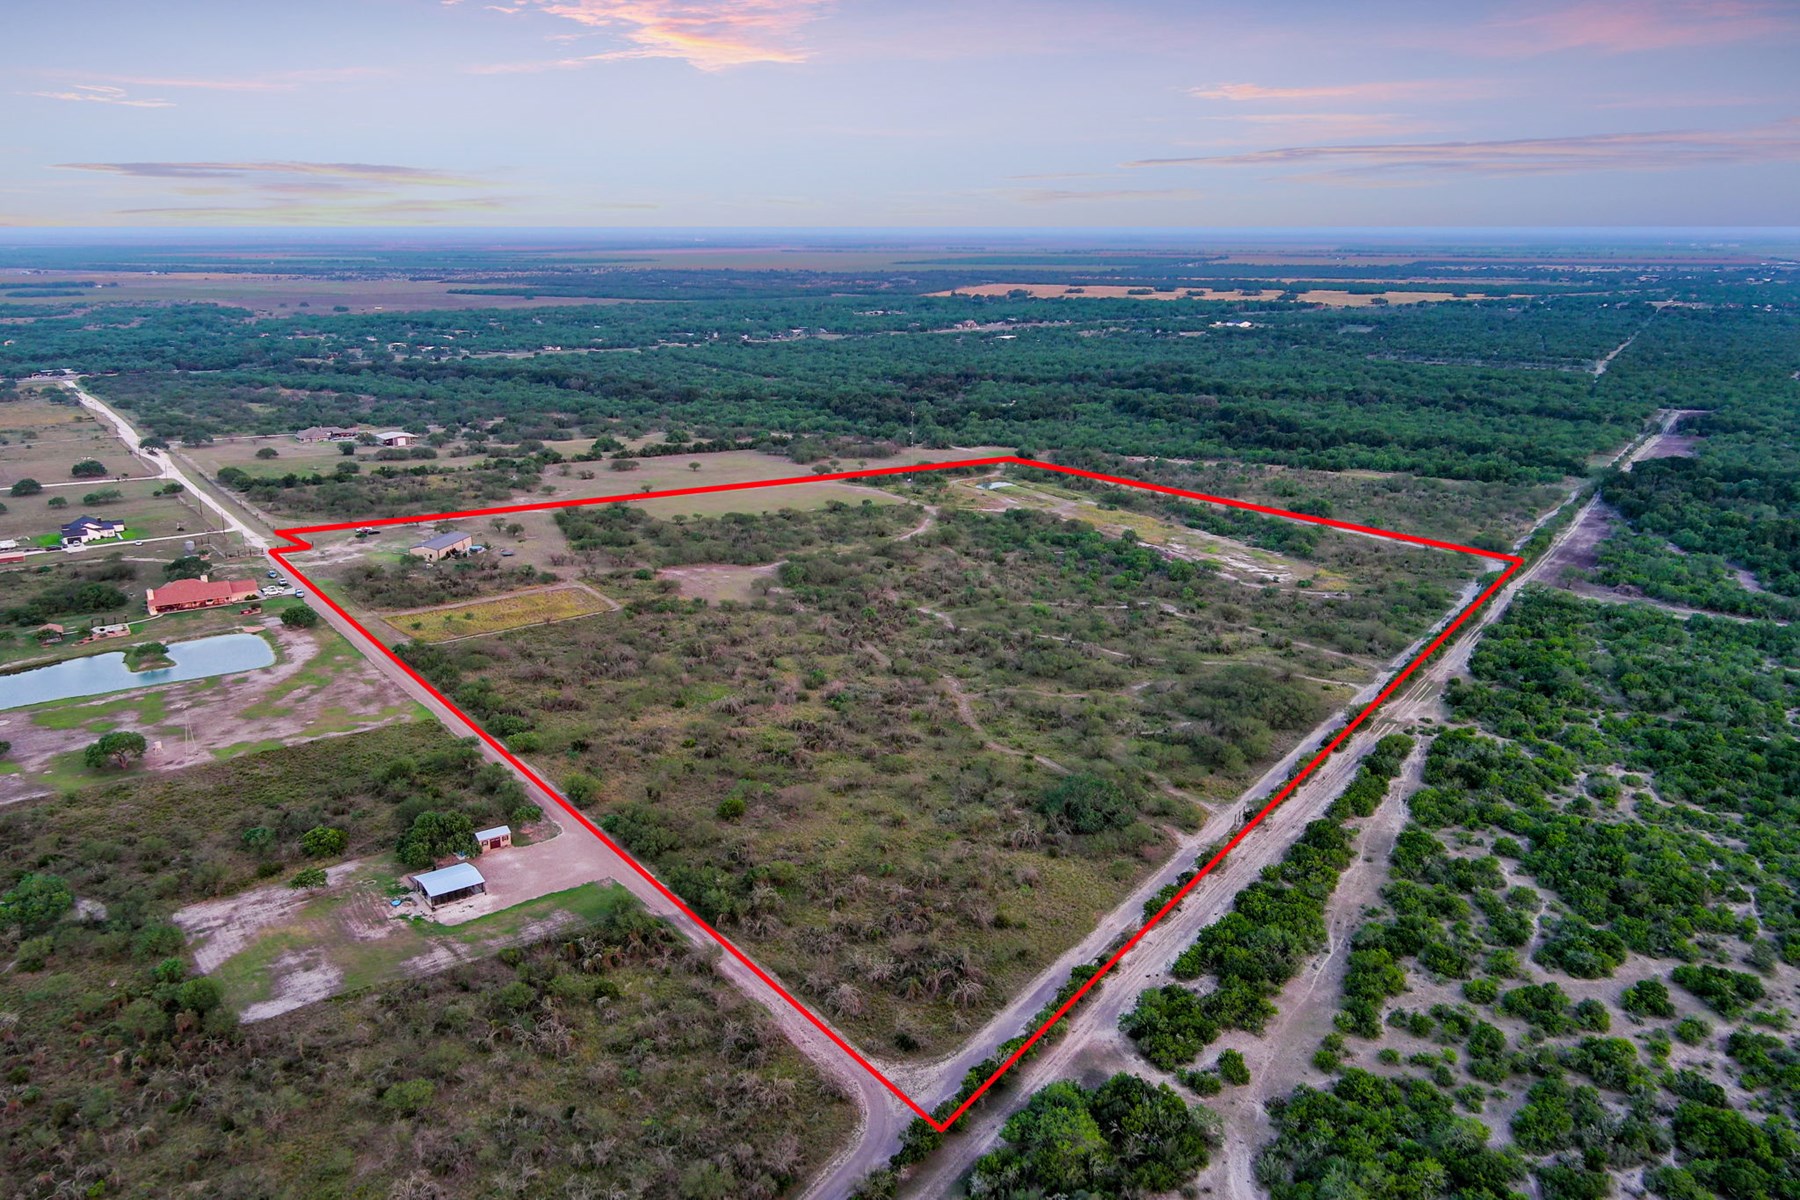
[411,862,487,909]
[409,530,473,562]
[375,430,417,447]
[293,425,355,443]
[36,623,64,643]
[475,825,512,852]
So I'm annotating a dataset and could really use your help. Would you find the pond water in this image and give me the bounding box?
[1,632,276,711]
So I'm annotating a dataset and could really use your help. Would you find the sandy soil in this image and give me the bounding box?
[176,860,373,973]
[660,561,783,603]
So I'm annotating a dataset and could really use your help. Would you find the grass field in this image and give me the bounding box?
[387,582,616,641]
[183,435,366,477]
[0,388,154,488]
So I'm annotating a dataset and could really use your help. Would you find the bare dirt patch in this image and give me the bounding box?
[659,561,782,603]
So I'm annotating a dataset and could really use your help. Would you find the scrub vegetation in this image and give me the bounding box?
[380,496,1464,1055]
[0,725,853,1199]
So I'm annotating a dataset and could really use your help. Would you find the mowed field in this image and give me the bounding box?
[385,582,617,642]
[0,391,155,491]
[183,434,369,477]
[0,476,196,546]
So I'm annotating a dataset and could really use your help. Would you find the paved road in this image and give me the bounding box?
[58,378,271,551]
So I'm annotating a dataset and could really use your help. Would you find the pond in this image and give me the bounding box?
[1,632,276,711]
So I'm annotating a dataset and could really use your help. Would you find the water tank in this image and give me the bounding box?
[184,539,195,555]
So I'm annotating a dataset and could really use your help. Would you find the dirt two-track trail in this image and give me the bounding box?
[889,418,1692,1200]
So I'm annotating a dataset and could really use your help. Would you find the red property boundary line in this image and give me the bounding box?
[268,456,1521,1133]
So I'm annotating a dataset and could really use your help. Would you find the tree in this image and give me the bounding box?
[47,496,67,509]
[254,446,279,459]
[241,826,275,855]
[301,826,348,857]
[70,458,108,478]
[9,477,41,497]
[338,440,356,456]
[689,461,703,472]
[81,488,123,505]
[163,555,209,581]
[398,810,476,869]
[0,873,74,935]
[281,605,320,629]
[139,436,169,450]
[83,730,147,770]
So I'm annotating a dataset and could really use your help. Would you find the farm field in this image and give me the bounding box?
[933,282,1501,305]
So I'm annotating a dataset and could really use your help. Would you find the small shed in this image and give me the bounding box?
[36,623,64,643]
[475,825,512,852]
[376,430,416,447]
[411,862,487,909]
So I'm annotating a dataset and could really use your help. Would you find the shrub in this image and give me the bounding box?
[10,477,42,496]
[300,826,348,858]
[1463,978,1499,1005]
[1621,978,1676,1019]
[255,447,279,459]
[280,605,320,628]
[380,1079,436,1116]
[1218,1049,1251,1085]
[0,873,75,935]
[288,866,328,889]
[1672,964,1765,1018]
[70,458,108,478]
[1037,772,1136,835]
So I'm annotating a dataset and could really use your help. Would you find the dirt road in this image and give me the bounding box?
[62,377,902,1180]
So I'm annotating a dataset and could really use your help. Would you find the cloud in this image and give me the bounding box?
[1454,0,1798,56]
[28,84,174,109]
[1125,121,1800,179]
[56,161,483,187]
[1189,81,1474,103]
[111,197,515,226]
[52,161,512,224]
[1016,187,1209,204]
[476,0,836,70]
[1191,112,1447,140]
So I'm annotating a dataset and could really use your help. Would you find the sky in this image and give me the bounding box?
[2,0,1797,227]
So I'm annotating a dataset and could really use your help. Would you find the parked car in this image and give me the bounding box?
[267,570,278,578]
